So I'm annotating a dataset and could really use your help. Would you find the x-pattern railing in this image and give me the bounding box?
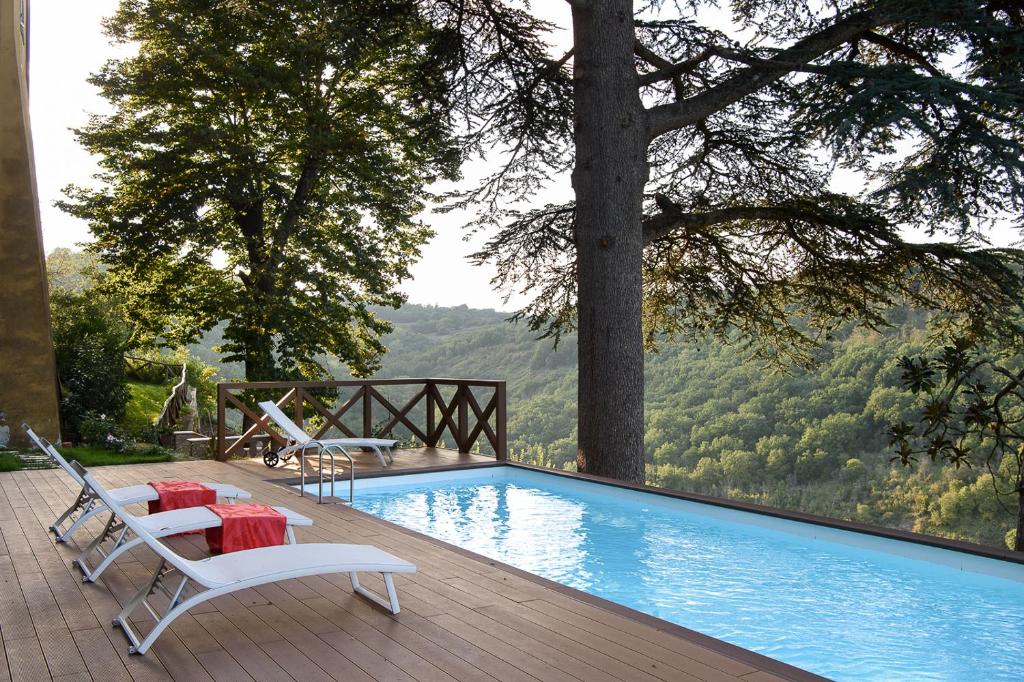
[215,379,507,461]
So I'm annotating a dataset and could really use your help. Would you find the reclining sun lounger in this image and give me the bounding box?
[75,498,314,583]
[23,425,251,542]
[258,400,398,467]
[71,462,416,655]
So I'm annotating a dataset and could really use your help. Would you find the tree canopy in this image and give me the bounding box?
[421,0,1024,480]
[61,0,461,380]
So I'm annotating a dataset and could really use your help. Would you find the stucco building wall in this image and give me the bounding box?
[0,0,61,445]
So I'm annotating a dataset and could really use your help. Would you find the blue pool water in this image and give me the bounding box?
[305,466,1024,680]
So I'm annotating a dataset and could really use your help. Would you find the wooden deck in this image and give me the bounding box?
[0,458,810,682]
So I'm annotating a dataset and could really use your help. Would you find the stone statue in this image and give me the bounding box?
[0,411,10,449]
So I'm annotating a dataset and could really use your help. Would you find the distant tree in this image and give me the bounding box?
[889,340,1024,551]
[426,0,1024,482]
[61,0,459,381]
[46,248,106,294]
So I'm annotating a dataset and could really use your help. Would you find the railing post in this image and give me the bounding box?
[495,382,507,461]
[216,384,226,461]
[362,385,373,437]
[293,388,304,428]
[425,381,437,447]
[457,384,469,453]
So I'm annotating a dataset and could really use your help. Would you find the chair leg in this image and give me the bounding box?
[75,511,123,579]
[76,518,138,583]
[57,503,109,543]
[51,490,90,538]
[114,559,200,655]
[350,572,401,614]
[113,558,167,650]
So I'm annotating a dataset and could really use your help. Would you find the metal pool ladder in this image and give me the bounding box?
[299,441,354,504]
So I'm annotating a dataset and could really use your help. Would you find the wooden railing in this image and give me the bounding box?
[215,379,507,462]
[155,364,189,432]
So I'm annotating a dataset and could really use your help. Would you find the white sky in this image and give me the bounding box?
[29,0,572,312]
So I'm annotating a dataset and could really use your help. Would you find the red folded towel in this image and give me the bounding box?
[148,480,216,514]
[205,503,287,555]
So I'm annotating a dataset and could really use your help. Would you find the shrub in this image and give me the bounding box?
[50,289,130,439]
[78,412,131,453]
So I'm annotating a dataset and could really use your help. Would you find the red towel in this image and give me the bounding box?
[205,504,286,555]
[148,480,216,514]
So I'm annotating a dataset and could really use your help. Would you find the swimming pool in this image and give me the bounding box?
[299,465,1024,680]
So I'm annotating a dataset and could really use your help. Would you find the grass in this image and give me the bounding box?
[123,381,172,436]
[0,452,21,472]
[59,445,174,467]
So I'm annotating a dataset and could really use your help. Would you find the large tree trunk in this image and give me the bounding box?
[236,205,279,384]
[571,0,648,483]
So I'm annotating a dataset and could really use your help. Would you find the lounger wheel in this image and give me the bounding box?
[263,450,280,467]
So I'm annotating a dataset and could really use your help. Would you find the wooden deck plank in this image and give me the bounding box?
[3,636,49,682]
[0,456,812,682]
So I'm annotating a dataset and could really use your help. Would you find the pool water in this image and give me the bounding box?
[306,466,1024,680]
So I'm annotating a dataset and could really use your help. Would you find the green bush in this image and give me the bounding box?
[78,412,131,452]
[50,289,130,439]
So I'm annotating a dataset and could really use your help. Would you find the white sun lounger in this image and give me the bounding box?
[75,500,314,583]
[71,462,416,655]
[23,425,252,542]
[258,400,398,467]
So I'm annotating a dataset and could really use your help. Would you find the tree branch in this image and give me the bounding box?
[635,41,715,97]
[860,30,944,78]
[642,195,866,244]
[646,5,899,140]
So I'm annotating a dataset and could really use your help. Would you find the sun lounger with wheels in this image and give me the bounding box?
[71,462,416,655]
[22,425,252,541]
[74,500,314,583]
[258,400,398,467]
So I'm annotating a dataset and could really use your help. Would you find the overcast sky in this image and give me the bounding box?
[29,1,571,312]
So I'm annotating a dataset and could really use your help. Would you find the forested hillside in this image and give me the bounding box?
[373,305,1018,550]
[192,303,1019,549]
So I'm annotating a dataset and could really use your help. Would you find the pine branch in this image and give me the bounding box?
[646,4,899,139]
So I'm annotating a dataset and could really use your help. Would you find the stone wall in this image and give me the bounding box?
[0,0,61,445]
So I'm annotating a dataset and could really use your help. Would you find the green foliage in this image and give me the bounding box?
[46,247,106,293]
[50,288,131,438]
[888,340,1024,550]
[128,347,220,426]
[59,445,174,467]
[79,412,132,452]
[0,453,21,473]
[60,0,460,381]
[348,303,1018,550]
[123,382,172,440]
